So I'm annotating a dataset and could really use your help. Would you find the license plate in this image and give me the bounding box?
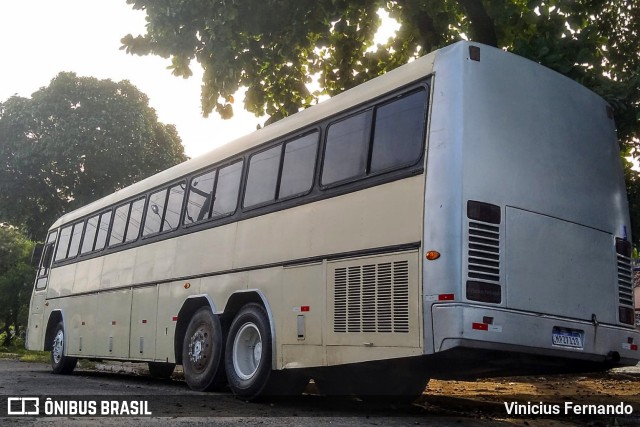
[552,327,584,349]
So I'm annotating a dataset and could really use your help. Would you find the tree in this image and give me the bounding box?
[0,73,187,239]
[121,0,640,244]
[0,224,35,347]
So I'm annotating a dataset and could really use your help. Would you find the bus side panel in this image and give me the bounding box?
[130,285,159,360]
[280,262,326,368]
[66,294,98,357]
[94,289,132,358]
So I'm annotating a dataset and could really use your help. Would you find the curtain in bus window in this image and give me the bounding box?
[164,183,185,230]
[81,215,99,254]
[370,90,427,173]
[67,222,85,258]
[95,211,111,250]
[126,198,145,242]
[185,170,216,224]
[109,204,130,246]
[54,226,72,261]
[244,145,282,208]
[212,161,242,217]
[322,110,371,185]
[279,132,318,199]
[144,189,168,236]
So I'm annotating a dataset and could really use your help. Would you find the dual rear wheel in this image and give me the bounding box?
[183,303,305,399]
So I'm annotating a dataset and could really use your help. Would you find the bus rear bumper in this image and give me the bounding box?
[429,304,639,377]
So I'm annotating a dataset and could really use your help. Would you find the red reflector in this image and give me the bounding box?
[472,322,488,331]
[142,319,147,324]
[301,306,310,312]
[172,316,178,322]
[632,344,638,351]
[438,294,454,301]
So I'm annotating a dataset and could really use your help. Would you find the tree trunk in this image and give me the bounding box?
[456,0,498,47]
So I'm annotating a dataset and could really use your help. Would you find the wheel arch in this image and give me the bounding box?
[174,295,217,365]
[44,310,64,352]
[222,289,277,370]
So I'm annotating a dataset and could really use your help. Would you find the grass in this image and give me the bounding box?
[0,338,50,364]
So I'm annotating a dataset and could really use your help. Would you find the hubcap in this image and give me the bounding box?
[52,330,64,364]
[233,322,262,380]
[188,325,210,371]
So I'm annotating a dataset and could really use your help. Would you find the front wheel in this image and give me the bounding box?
[50,322,77,375]
[225,304,272,400]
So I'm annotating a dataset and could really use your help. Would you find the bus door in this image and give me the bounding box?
[26,230,57,350]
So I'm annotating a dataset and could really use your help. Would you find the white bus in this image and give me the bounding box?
[27,42,639,400]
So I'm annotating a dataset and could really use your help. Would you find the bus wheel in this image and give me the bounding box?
[148,362,175,379]
[182,307,226,391]
[50,322,77,374]
[225,303,272,400]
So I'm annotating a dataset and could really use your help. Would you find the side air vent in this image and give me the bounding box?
[334,261,409,333]
[467,201,501,303]
[615,238,633,307]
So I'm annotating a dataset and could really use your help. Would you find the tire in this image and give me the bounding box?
[182,307,226,391]
[148,362,175,379]
[50,322,77,375]
[225,304,273,400]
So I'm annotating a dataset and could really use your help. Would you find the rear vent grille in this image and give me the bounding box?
[468,221,500,283]
[334,261,409,333]
[617,253,633,306]
[615,238,633,307]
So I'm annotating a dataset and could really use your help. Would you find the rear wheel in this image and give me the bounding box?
[50,322,77,375]
[182,307,226,391]
[225,304,273,399]
[148,362,175,379]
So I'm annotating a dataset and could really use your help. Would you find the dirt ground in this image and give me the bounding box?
[417,366,640,426]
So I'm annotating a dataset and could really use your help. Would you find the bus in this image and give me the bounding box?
[27,41,639,400]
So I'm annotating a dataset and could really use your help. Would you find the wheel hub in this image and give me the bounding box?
[52,330,64,364]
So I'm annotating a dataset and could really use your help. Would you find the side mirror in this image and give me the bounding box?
[31,243,44,267]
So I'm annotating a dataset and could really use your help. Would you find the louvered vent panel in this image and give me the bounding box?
[468,221,500,283]
[617,254,633,306]
[333,261,410,333]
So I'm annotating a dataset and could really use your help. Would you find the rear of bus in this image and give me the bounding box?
[424,42,639,376]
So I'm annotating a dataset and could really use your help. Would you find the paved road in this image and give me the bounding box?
[0,358,510,426]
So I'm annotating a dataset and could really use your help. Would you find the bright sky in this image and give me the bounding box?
[0,0,262,158]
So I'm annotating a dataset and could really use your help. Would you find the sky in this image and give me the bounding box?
[0,0,263,158]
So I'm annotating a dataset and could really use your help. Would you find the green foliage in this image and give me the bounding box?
[0,73,188,239]
[122,0,640,245]
[0,225,36,346]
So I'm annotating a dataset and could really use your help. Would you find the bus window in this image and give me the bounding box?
[109,203,130,246]
[67,221,85,259]
[211,161,243,218]
[54,225,72,262]
[80,215,99,254]
[370,90,427,173]
[164,183,185,230]
[125,198,145,242]
[244,145,282,208]
[185,170,216,225]
[144,188,168,236]
[279,132,318,199]
[322,110,372,185]
[37,230,58,282]
[95,211,111,251]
